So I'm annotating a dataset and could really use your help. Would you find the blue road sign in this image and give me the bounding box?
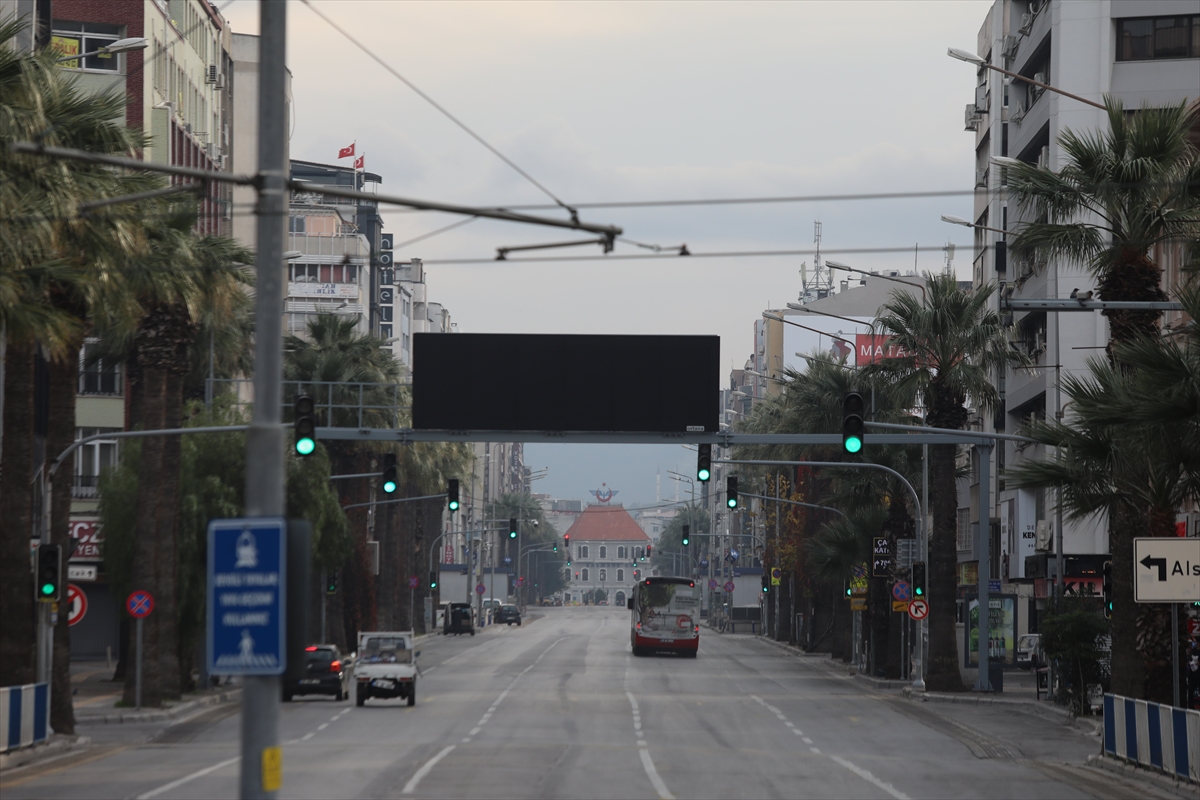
[892,581,911,602]
[127,590,154,618]
[699,559,709,569]
[207,518,287,676]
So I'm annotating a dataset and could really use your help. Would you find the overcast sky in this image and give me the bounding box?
[225,0,992,505]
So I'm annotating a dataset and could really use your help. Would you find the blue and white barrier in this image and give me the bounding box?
[1103,694,1199,783]
[1,683,50,753]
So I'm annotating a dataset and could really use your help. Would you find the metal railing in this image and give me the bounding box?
[205,378,410,429]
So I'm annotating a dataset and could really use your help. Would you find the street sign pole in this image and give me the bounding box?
[1172,603,1179,708]
[975,443,992,692]
[135,617,143,711]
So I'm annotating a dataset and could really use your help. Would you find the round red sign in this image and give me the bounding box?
[67,584,88,627]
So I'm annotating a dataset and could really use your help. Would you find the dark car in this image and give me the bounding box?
[283,645,351,702]
[496,604,522,625]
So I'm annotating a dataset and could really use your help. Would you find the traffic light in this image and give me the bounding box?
[842,391,865,454]
[553,541,558,552]
[681,525,690,547]
[726,476,738,508]
[1102,560,1113,619]
[381,453,397,494]
[697,444,712,482]
[325,570,339,595]
[509,518,518,539]
[762,573,770,594]
[912,561,926,598]
[429,570,438,589]
[35,544,61,601]
[646,545,652,558]
[447,479,460,511]
[575,571,580,579]
[294,394,316,456]
[564,534,570,551]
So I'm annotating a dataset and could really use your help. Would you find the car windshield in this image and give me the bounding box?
[501,605,516,612]
[361,637,410,663]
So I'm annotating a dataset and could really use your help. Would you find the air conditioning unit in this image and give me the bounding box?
[965,103,982,131]
[975,167,989,188]
[206,65,218,84]
[1002,35,1019,58]
[216,73,225,89]
[1018,12,1033,35]
[1037,145,1049,168]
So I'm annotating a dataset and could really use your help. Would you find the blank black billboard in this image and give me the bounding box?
[412,333,719,433]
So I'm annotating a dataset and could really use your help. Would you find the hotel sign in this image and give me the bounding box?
[288,282,357,299]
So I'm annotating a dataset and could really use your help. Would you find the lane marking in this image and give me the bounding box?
[829,756,911,800]
[135,756,240,799]
[469,726,481,736]
[317,723,328,731]
[810,747,821,754]
[638,747,675,800]
[301,732,314,741]
[802,737,813,744]
[401,745,456,795]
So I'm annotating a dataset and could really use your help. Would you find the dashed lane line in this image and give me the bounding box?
[401,745,456,796]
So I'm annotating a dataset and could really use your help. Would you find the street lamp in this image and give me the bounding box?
[784,302,867,327]
[56,37,148,63]
[940,214,1013,237]
[946,47,1105,111]
[762,311,855,348]
[825,260,926,303]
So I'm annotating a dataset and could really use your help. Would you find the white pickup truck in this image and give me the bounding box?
[354,631,419,707]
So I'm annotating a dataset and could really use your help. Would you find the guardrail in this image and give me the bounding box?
[1,683,50,752]
[1102,693,1199,783]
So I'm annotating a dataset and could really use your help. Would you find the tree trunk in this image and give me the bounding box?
[926,442,965,691]
[1107,504,1143,697]
[0,339,37,687]
[48,350,79,734]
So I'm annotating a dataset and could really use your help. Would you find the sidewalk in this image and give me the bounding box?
[69,658,241,725]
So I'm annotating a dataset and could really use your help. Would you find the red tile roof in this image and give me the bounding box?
[563,505,650,542]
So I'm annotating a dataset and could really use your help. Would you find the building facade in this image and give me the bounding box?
[562,504,652,606]
[962,0,1198,630]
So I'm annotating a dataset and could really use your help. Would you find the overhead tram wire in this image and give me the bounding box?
[300,0,579,220]
[422,243,976,266]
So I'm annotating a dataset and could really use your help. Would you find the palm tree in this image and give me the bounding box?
[864,273,1028,691]
[1006,100,1200,698]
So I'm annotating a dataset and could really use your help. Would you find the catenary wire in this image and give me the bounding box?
[421,244,976,265]
[299,0,577,217]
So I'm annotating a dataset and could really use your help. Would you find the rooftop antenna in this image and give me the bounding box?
[797,220,834,304]
[943,241,955,273]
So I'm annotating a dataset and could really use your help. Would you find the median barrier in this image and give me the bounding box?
[1,683,49,753]
[1102,693,1199,784]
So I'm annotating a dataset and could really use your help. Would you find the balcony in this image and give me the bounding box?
[73,474,100,499]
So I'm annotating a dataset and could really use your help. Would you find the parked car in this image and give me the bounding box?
[496,604,522,625]
[283,645,351,702]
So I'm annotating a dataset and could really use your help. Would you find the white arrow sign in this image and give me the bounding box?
[1133,537,1200,602]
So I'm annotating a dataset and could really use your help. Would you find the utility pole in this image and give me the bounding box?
[241,4,287,797]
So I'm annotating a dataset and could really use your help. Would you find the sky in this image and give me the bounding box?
[223,0,993,505]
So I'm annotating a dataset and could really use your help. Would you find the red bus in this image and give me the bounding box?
[628,577,699,657]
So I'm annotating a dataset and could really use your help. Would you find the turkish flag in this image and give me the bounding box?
[354,155,364,169]
[337,143,355,159]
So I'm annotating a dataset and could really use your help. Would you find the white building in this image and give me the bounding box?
[562,504,652,606]
[962,1,1197,606]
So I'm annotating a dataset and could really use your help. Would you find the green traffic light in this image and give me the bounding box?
[697,468,710,481]
[727,497,737,508]
[41,583,54,596]
[914,586,923,596]
[295,437,315,456]
[682,538,689,546]
[448,500,459,511]
[383,480,397,493]
[762,586,769,593]
[844,436,863,454]
[510,531,517,539]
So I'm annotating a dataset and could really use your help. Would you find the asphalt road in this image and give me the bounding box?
[0,606,1171,799]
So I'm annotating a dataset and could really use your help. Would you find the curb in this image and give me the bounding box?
[74,687,241,725]
[1086,753,1199,797]
[0,734,91,772]
[901,686,1103,733]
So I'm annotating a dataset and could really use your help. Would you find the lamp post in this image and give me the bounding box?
[55,36,148,63]
[762,312,855,348]
[940,215,1014,238]
[824,260,927,303]
[946,47,1105,111]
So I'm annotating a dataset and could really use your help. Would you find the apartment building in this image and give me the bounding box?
[961,0,1198,627]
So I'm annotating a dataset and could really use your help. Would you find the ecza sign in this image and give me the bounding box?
[207,519,287,675]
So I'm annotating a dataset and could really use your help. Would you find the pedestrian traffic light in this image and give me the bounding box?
[294,394,316,456]
[447,478,459,511]
[429,571,438,589]
[842,391,865,454]
[35,544,61,602]
[726,476,739,508]
[697,444,712,482]
[509,518,518,539]
[381,453,398,494]
[682,525,690,547]
[912,561,926,598]
[326,570,339,595]
[1102,560,1113,619]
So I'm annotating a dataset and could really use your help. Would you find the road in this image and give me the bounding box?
[0,605,1168,800]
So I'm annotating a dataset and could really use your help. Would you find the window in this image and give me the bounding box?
[52,21,122,72]
[78,341,121,395]
[617,546,625,559]
[1117,16,1200,61]
[581,568,589,582]
[957,508,972,552]
[617,569,624,582]
[580,545,589,559]
[599,546,607,559]
[599,569,607,582]
[289,216,306,233]
[75,427,120,498]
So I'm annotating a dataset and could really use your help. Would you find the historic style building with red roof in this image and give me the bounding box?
[562,504,651,606]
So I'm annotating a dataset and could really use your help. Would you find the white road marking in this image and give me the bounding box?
[402,745,456,795]
[784,721,794,727]
[802,737,813,744]
[830,756,911,800]
[639,747,675,800]
[462,737,471,743]
[302,732,314,741]
[134,756,240,799]
[317,723,328,731]
[810,747,821,754]
[792,729,804,735]
[469,726,481,736]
